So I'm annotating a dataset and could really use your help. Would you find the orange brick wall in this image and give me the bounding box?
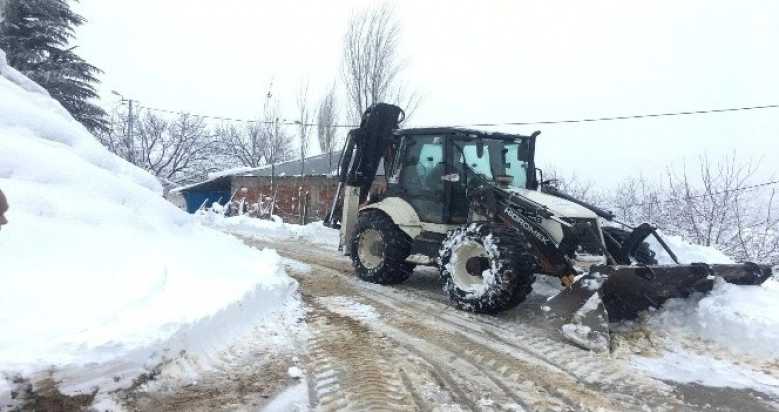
[230,176,387,224]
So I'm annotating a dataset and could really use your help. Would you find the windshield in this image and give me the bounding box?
[453,138,530,189]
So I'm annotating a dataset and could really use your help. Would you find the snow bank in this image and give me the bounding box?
[643,277,779,357]
[636,232,779,358]
[197,210,340,246]
[647,230,734,264]
[0,50,50,96]
[0,50,160,194]
[619,230,779,394]
[0,48,297,402]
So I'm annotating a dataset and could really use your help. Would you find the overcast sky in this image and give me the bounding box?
[70,0,779,188]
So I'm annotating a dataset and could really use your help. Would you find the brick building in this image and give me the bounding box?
[175,151,385,224]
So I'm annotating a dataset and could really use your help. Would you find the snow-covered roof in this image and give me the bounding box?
[171,151,352,193]
[170,175,231,193]
[240,151,344,178]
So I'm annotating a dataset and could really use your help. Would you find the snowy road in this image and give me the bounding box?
[240,236,778,412]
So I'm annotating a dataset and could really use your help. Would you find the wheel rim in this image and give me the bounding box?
[449,240,490,293]
[357,228,385,269]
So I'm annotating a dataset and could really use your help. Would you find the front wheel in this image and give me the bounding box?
[438,223,536,313]
[351,210,413,285]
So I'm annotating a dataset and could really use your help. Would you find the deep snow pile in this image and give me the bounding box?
[196,207,340,246]
[614,232,779,393]
[646,230,736,265]
[0,49,298,405]
[632,232,779,358]
[616,274,779,396]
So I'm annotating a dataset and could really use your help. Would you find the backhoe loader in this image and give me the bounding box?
[324,103,774,351]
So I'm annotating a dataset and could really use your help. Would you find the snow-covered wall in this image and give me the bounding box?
[0,48,298,404]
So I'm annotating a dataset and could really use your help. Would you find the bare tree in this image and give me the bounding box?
[341,1,419,123]
[296,82,312,176]
[317,84,340,172]
[664,153,757,252]
[604,153,778,263]
[541,166,604,205]
[148,113,219,187]
[97,109,139,165]
[217,122,265,168]
[733,186,779,262]
[98,109,220,189]
[261,97,294,165]
[609,175,666,225]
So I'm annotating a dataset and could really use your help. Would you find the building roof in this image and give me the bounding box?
[170,175,231,193]
[241,151,342,177]
[171,149,390,194]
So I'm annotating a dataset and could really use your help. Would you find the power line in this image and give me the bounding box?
[133,103,355,128]
[450,104,779,128]
[125,102,779,129]
[627,180,779,208]
[133,104,301,126]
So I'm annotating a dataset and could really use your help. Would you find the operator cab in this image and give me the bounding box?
[384,128,538,225]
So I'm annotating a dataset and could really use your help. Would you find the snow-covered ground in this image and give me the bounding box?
[2,45,779,409]
[196,209,339,247]
[611,233,779,396]
[204,212,779,399]
[0,49,300,408]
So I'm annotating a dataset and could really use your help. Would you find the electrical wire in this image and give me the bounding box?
[622,180,779,208]
[448,104,779,128]
[123,102,779,129]
[133,104,301,125]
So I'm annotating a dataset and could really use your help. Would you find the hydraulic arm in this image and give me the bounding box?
[324,104,405,253]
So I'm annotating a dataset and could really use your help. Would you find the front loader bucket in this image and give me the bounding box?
[599,262,773,321]
[545,262,773,352]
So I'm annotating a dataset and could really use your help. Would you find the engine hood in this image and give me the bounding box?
[505,188,599,219]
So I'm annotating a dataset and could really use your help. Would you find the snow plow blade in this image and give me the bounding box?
[545,262,773,352]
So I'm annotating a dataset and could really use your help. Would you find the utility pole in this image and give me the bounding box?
[111,90,134,164]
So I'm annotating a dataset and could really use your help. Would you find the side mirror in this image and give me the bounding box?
[532,167,544,190]
[518,141,529,161]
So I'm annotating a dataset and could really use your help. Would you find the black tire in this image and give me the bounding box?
[602,227,657,265]
[438,223,536,313]
[351,210,413,285]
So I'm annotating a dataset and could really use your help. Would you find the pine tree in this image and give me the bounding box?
[0,0,108,134]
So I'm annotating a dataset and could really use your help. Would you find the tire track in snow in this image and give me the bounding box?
[293,269,533,411]
[277,239,677,398]
[297,283,417,411]
[289,263,628,411]
[243,236,770,411]
[351,275,685,410]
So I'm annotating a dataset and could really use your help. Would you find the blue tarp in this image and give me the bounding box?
[182,190,230,214]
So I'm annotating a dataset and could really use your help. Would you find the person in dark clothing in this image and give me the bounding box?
[0,188,8,230]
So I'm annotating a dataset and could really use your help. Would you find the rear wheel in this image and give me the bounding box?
[602,227,657,265]
[351,210,413,284]
[438,223,536,313]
